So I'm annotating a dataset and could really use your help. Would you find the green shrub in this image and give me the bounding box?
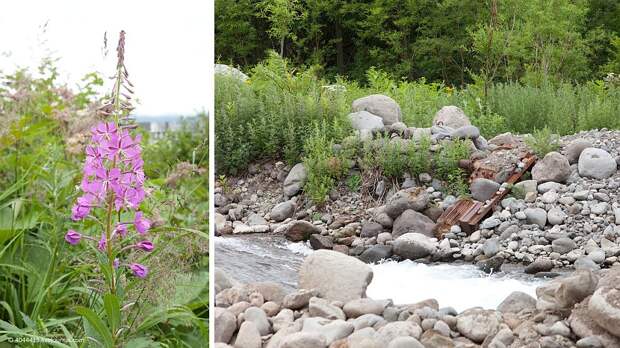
[407,135,432,178]
[303,122,343,204]
[434,139,471,196]
[215,52,351,175]
[525,126,561,157]
[346,174,362,192]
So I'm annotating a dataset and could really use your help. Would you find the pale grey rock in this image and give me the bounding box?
[279,332,327,348]
[352,94,402,125]
[497,291,536,314]
[432,106,471,129]
[244,307,271,336]
[578,148,617,179]
[393,233,437,260]
[299,250,373,302]
[215,308,237,343]
[348,111,385,131]
[234,321,262,348]
[283,164,307,197]
[525,208,547,227]
[456,308,502,343]
[271,201,295,222]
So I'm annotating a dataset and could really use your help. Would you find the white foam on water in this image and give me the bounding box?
[367,260,544,312]
[281,241,314,256]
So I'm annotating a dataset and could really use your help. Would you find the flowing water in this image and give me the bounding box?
[215,235,546,312]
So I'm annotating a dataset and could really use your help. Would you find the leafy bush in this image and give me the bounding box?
[434,139,471,196]
[525,126,561,157]
[302,121,351,204]
[215,52,350,175]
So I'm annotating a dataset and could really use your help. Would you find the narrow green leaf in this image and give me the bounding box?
[103,294,121,334]
[75,306,114,348]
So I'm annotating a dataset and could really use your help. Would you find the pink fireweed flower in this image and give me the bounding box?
[71,193,96,221]
[113,258,119,269]
[65,230,81,245]
[129,263,148,278]
[113,186,145,211]
[113,223,128,238]
[134,211,151,234]
[103,130,135,160]
[135,240,154,252]
[91,122,118,143]
[97,233,107,251]
[84,146,105,175]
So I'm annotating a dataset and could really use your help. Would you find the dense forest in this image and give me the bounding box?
[216,0,620,85]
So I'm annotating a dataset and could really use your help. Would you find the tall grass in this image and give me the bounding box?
[215,52,350,175]
[216,56,620,177]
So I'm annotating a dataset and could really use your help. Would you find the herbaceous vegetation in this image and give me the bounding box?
[0,31,208,347]
[215,0,619,204]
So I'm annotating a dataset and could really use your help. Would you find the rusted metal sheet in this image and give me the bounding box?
[435,152,537,238]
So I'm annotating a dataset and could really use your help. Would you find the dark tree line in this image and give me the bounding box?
[216,0,620,85]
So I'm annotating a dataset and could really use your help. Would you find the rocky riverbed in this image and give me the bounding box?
[214,96,620,347]
[215,250,620,348]
[215,127,620,276]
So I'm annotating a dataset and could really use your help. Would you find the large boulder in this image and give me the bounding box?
[359,245,392,263]
[215,64,249,81]
[244,307,271,335]
[392,233,437,260]
[234,321,262,348]
[392,209,436,239]
[384,187,430,219]
[565,139,592,164]
[497,291,536,314]
[214,308,237,343]
[271,201,296,222]
[578,148,617,179]
[348,111,385,131]
[283,163,307,197]
[531,152,571,183]
[569,300,620,348]
[456,308,502,343]
[299,250,373,302]
[285,220,320,242]
[470,178,500,202]
[588,286,620,337]
[432,106,471,129]
[352,94,402,125]
[536,269,598,312]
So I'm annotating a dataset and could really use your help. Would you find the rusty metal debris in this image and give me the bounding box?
[435,151,537,238]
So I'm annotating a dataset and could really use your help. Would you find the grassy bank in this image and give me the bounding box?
[0,65,209,346]
[216,55,620,177]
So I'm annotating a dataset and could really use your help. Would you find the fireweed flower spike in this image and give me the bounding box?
[65,31,154,293]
